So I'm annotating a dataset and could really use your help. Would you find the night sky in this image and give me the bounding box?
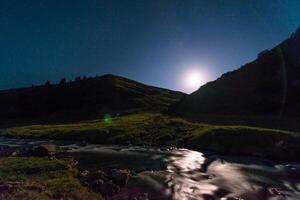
[1,0,300,93]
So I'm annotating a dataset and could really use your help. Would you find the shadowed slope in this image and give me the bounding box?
[171,28,300,118]
[0,74,185,126]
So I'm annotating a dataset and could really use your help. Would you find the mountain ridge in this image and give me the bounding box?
[0,74,185,126]
[171,27,300,118]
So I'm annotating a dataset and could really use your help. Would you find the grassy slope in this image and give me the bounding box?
[1,113,300,160]
[0,157,102,200]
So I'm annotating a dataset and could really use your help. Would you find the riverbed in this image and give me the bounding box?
[0,137,300,200]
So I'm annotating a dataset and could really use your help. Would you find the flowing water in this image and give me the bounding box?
[1,137,300,200]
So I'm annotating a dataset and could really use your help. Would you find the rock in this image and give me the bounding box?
[91,179,105,188]
[0,184,14,192]
[11,151,19,156]
[140,193,149,200]
[6,181,20,186]
[26,184,45,192]
[80,170,110,188]
[0,145,18,156]
[79,170,90,185]
[79,169,128,195]
[131,170,139,177]
[80,141,89,146]
[80,170,90,178]
[208,174,216,179]
[89,170,109,182]
[285,164,300,176]
[98,181,120,196]
[31,144,58,156]
[227,197,244,200]
[141,193,148,197]
[201,194,215,200]
[73,160,79,166]
[110,169,131,186]
[268,187,284,196]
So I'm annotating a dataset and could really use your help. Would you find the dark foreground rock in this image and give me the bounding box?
[0,181,20,193]
[90,170,110,182]
[94,181,120,195]
[30,144,59,156]
[110,169,131,186]
[79,169,131,196]
[0,145,28,156]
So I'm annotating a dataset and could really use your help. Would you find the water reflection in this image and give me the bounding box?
[0,137,300,200]
[69,145,300,200]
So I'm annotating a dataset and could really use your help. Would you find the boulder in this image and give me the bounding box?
[267,187,284,196]
[91,179,105,188]
[30,144,58,156]
[11,151,19,156]
[79,169,129,196]
[80,170,90,178]
[98,181,120,195]
[110,169,131,186]
[89,170,109,182]
[141,193,149,200]
[79,170,90,185]
[0,184,14,193]
[26,184,45,192]
[0,145,18,156]
[80,140,89,146]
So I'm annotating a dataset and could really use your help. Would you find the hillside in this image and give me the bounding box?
[0,74,185,126]
[171,27,300,119]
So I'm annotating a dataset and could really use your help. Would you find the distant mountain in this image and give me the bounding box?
[171,28,300,118]
[0,74,185,126]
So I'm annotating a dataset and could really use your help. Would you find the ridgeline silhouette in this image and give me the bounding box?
[171,27,300,119]
[0,74,185,126]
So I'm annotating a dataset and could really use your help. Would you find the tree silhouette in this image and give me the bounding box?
[45,80,51,86]
[75,76,81,82]
[59,78,67,85]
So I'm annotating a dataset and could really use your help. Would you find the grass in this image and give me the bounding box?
[0,157,103,200]
[1,113,300,160]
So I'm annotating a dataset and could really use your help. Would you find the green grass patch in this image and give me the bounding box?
[1,113,300,160]
[0,157,102,200]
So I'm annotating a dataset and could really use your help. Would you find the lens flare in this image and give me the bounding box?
[103,114,112,124]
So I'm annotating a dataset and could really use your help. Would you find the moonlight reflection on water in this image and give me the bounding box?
[0,137,300,200]
[50,144,300,200]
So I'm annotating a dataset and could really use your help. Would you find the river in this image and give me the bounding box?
[0,137,300,200]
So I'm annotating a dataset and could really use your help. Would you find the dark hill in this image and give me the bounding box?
[0,74,185,126]
[171,28,300,119]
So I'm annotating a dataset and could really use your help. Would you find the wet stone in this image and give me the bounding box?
[26,184,45,192]
[268,187,285,196]
[11,151,19,156]
[80,141,89,147]
[89,170,109,182]
[97,181,120,196]
[141,193,149,200]
[226,197,244,200]
[91,179,105,188]
[110,169,131,186]
[80,170,90,178]
[0,184,15,193]
[30,144,58,156]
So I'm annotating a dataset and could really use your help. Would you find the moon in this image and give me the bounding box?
[183,69,204,93]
